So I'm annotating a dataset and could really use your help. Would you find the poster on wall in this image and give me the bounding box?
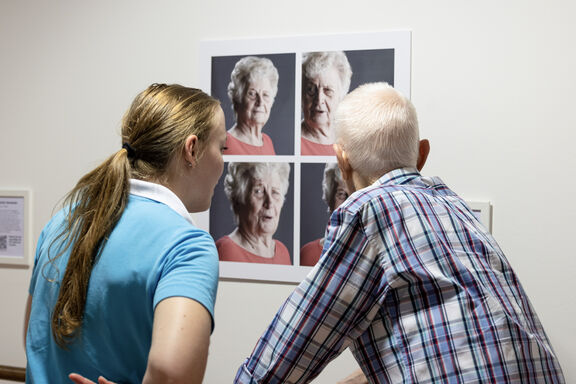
[0,190,31,267]
[198,31,411,282]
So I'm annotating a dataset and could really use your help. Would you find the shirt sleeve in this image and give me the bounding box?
[28,211,66,296]
[28,227,47,295]
[154,229,219,331]
[235,204,387,383]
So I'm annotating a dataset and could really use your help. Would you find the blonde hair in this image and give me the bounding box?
[48,84,220,347]
[335,82,419,178]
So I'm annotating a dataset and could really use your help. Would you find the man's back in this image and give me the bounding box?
[235,167,564,383]
[342,167,564,383]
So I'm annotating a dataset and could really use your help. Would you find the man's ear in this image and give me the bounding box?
[184,134,199,167]
[416,139,430,171]
[334,143,357,193]
[334,144,352,180]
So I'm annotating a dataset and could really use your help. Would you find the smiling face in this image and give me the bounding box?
[302,66,343,132]
[239,170,285,238]
[236,77,275,128]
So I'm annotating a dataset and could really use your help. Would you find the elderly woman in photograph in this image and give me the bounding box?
[301,51,352,156]
[224,56,279,155]
[216,162,291,264]
[300,163,349,266]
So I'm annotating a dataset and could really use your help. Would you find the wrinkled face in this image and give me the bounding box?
[190,107,227,212]
[237,78,275,127]
[302,66,342,131]
[331,178,349,212]
[239,171,285,237]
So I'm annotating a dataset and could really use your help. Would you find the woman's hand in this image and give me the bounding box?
[69,373,116,384]
[336,368,368,384]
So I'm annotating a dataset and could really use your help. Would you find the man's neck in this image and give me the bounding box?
[350,172,372,192]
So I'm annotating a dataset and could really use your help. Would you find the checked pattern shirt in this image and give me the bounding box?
[235,167,565,383]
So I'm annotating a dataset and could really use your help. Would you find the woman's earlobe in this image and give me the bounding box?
[184,135,199,166]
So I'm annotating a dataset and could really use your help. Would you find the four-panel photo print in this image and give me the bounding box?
[199,32,411,281]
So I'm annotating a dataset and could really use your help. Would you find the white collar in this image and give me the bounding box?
[129,179,195,226]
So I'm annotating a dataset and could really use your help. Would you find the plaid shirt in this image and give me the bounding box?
[235,168,565,383]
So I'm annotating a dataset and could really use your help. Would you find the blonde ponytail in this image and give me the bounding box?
[47,84,219,347]
[50,148,131,347]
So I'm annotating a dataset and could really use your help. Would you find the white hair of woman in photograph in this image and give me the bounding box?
[300,162,349,267]
[301,51,353,155]
[321,163,348,214]
[335,82,420,179]
[302,51,352,97]
[216,162,292,265]
[225,56,280,155]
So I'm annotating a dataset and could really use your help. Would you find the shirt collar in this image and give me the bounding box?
[375,167,421,187]
[129,179,195,226]
[373,167,451,196]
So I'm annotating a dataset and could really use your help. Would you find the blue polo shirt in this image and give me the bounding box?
[26,180,219,383]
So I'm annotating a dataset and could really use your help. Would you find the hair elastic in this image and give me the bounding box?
[122,143,136,159]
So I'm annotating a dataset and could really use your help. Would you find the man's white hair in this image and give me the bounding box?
[335,82,420,178]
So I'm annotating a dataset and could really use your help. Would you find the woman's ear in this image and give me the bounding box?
[184,134,199,167]
[416,139,430,171]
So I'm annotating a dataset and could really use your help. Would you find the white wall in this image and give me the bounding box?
[1,1,575,383]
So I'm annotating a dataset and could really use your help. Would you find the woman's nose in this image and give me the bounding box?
[254,92,263,105]
[315,90,325,105]
[262,190,272,207]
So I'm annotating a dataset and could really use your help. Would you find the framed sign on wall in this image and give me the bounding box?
[466,200,493,233]
[0,189,32,267]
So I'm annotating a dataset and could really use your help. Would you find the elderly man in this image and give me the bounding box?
[235,82,565,383]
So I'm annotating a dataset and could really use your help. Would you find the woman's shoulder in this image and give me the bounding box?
[300,137,335,156]
[299,239,322,266]
[120,196,214,246]
[215,235,233,249]
[223,132,276,155]
[273,239,291,264]
[300,238,322,253]
[127,195,188,223]
[275,239,289,252]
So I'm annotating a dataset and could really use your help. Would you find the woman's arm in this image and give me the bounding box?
[23,294,32,347]
[143,296,212,384]
[337,368,368,384]
[69,296,211,384]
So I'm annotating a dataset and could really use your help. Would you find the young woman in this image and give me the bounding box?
[24,84,227,384]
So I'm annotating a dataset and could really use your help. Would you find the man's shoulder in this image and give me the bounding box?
[341,181,412,211]
[332,185,399,235]
[337,179,443,228]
